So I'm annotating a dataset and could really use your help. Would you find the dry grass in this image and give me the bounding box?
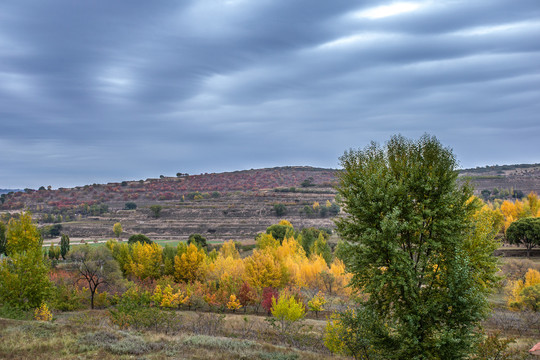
[0,310,345,360]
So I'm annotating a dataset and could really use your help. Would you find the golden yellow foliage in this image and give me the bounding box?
[278,219,293,227]
[257,233,280,250]
[34,303,53,321]
[507,268,540,308]
[227,294,242,311]
[244,249,285,289]
[219,240,240,259]
[174,243,207,282]
[127,242,163,280]
[6,212,42,255]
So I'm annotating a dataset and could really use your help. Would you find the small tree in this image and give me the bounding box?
[188,233,207,249]
[60,234,70,260]
[124,202,137,210]
[270,293,306,336]
[307,292,327,318]
[506,217,540,257]
[273,203,286,217]
[128,233,153,245]
[113,222,123,239]
[69,245,122,309]
[149,204,162,218]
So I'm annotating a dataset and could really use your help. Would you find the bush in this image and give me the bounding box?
[149,205,162,218]
[124,202,137,210]
[128,233,153,245]
[188,233,207,249]
[273,204,286,217]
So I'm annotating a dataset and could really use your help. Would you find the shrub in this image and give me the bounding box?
[270,294,306,334]
[149,204,162,218]
[127,233,153,245]
[34,303,53,321]
[124,202,137,210]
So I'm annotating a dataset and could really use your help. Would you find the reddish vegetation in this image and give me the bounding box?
[1,166,337,211]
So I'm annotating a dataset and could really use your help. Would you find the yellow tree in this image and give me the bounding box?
[219,240,240,259]
[174,243,206,282]
[6,212,41,255]
[127,242,163,280]
[526,192,540,217]
[278,219,293,227]
[244,249,285,289]
[113,222,122,238]
[257,233,280,250]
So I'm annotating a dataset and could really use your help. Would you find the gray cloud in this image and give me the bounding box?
[1,0,539,188]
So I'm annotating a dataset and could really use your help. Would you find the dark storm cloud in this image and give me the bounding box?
[1,0,538,188]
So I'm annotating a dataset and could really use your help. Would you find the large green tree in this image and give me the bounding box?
[506,217,540,257]
[335,135,498,359]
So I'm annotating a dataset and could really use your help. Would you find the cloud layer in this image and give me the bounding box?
[1,0,539,188]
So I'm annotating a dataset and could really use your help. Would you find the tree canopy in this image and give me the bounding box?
[506,217,540,257]
[335,134,499,359]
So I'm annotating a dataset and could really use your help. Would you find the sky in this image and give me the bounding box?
[1,0,539,189]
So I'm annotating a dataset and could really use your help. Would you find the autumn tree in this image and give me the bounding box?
[244,249,285,290]
[506,217,540,257]
[113,222,122,238]
[127,241,163,280]
[0,213,51,309]
[5,212,42,255]
[69,245,123,309]
[174,243,206,282]
[335,135,498,359]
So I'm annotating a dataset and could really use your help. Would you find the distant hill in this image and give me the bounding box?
[0,189,21,195]
[458,163,540,200]
[0,164,538,243]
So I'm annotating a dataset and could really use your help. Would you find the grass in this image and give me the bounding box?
[0,310,343,360]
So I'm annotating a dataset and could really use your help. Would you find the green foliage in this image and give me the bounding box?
[60,234,70,260]
[128,233,153,245]
[0,247,52,310]
[270,294,306,334]
[124,202,137,210]
[506,217,540,257]
[266,224,293,244]
[273,203,287,217]
[188,233,208,249]
[335,134,495,359]
[40,224,62,238]
[301,177,315,187]
[48,243,60,260]
[149,204,162,218]
[6,212,42,255]
[310,233,332,265]
[0,221,6,256]
[68,245,123,309]
[519,284,540,311]
[324,308,381,360]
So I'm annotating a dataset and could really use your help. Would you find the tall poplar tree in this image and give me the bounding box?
[335,135,498,359]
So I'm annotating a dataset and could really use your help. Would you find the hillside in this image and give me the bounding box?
[1,164,538,243]
[0,167,339,243]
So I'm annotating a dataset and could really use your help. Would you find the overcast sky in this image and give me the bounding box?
[1,0,539,189]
